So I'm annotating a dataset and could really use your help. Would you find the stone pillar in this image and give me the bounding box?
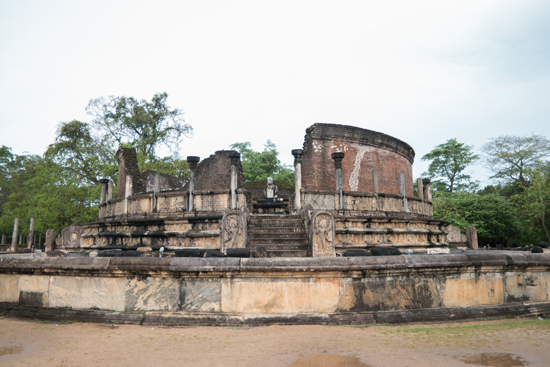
[399,173,409,212]
[107,180,114,201]
[123,175,132,215]
[292,149,303,211]
[1,233,5,244]
[466,226,478,250]
[99,178,109,204]
[417,178,424,200]
[372,169,379,193]
[332,152,345,210]
[26,217,35,249]
[186,156,200,211]
[11,218,19,252]
[229,152,240,210]
[45,229,56,252]
[422,178,432,202]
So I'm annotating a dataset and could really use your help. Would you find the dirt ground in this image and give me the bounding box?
[1,316,549,367]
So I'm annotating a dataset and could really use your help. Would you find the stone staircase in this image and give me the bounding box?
[247,214,309,257]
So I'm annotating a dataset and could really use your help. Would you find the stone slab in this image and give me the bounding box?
[169,257,240,272]
[181,280,221,312]
[0,274,20,302]
[19,275,49,292]
[443,277,504,307]
[240,257,351,272]
[49,276,126,311]
[221,278,341,314]
[125,277,181,311]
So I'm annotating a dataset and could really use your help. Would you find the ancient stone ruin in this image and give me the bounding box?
[79,123,451,256]
[2,123,550,327]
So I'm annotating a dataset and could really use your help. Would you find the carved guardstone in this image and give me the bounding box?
[220,211,247,253]
[310,211,336,257]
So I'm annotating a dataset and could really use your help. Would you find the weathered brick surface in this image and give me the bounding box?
[116,147,145,197]
[144,171,188,192]
[193,150,243,191]
[301,124,415,196]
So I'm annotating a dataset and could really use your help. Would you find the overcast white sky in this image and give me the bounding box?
[1,0,549,186]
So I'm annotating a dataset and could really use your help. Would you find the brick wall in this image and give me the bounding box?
[301,124,415,196]
[193,150,243,191]
[116,147,145,197]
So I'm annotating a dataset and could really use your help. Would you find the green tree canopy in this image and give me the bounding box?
[0,153,99,239]
[433,191,520,246]
[421,138,479,193]
[46,92,192,186]
[230,140,294,185]
[86,92,192,161]
[511,163,550,243]
[482,134,550,186]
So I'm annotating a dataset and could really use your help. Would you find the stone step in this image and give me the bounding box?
[248,233,307,240]
[250,214,302,219]
[248,238,308,245]
[248,228,306,235]
[268,250,309,257]
[248,220,303,227]
[249,244,309,251]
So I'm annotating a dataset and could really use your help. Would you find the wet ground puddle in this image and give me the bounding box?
[454,352,527,367]
[0,346,23,357]
[289,354,371,367]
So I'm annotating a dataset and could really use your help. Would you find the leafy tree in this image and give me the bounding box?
[230,140,294,185]
[45,120,118,185]
[0,153,99,240]
[0,146,16,210]
[511,163,550,243]
[421,138,479,193]
[86,92,192,164]
[433,191,520,246]
[47,92,192,187]
[482,134,550,186]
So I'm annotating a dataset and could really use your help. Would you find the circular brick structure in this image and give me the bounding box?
[301,123,415,196]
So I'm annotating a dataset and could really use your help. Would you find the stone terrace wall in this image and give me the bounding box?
[301,124,415,196]
[1,253,549,325]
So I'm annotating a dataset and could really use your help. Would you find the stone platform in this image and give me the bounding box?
[1,251,549,326]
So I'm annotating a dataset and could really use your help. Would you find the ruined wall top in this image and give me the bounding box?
[193,150,244,191]
[304,123,415,164]
[116,147,145,197]
[300,123,415,195]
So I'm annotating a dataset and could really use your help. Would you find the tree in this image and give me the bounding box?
[421,138,479,193]
[512,163,550,243]
[46,92,192,186]
[86,92,192,164]
[230,140,294,185]
[433,191,520,246]
[45,120,118,185]
[482,134,550,186]
[0,153,99,239]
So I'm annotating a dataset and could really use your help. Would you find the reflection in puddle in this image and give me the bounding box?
[289,354,372,367]
[455,353,526,367]
[0,346,23,357]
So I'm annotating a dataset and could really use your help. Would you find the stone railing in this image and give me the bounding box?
[99,189,249,219]
[302,190,433,216]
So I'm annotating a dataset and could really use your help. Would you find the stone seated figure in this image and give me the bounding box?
[254,177,287,213]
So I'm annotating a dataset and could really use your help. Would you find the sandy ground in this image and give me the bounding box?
[1,316,549,367]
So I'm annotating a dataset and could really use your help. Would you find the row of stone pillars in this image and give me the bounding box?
[3,218,56,252]
[290,150,433,212]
